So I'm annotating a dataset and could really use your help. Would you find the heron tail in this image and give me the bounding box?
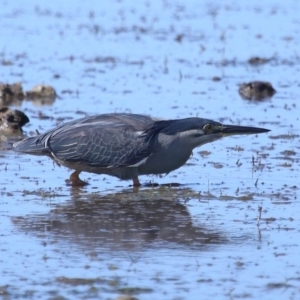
[13,136,50,155]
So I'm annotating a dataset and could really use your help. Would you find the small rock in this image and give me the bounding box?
[248,57,271,65]
[26,84,56,99]
[0,107,29,133]
[0,82,25,104]
[238,81,276,100]
[115,296,138,300]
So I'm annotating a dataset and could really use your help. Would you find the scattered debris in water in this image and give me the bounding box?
[248,56,273,65]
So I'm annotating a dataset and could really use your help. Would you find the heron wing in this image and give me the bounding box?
[14,113,158,167]
[45,124,152,168]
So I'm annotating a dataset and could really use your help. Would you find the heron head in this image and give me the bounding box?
[167,118,270,148]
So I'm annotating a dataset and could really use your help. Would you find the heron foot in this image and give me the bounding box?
[66,170,89,187]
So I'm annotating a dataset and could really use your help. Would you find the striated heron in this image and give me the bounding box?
[14,113,270,186]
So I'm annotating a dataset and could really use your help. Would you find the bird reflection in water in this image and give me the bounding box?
[12,188,226,251]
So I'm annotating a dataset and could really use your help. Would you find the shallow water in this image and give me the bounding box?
[1,0,300,299]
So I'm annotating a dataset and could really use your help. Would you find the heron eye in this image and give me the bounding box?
[204,124,212,131]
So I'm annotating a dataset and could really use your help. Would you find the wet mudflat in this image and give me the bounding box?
[1,0,300,299]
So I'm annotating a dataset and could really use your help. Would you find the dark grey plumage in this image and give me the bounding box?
[14,113,270,186]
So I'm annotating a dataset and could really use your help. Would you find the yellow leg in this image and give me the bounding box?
[68,170,88,186]
[132,176,141,187]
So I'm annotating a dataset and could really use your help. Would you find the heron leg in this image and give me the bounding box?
[68,170,88,186]
[132,176,141,187]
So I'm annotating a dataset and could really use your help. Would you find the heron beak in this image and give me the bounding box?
[221,124,270,136]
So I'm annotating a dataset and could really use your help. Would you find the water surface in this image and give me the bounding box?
[1,0,300,299]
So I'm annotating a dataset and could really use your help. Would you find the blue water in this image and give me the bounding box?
[0,0,299,299]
